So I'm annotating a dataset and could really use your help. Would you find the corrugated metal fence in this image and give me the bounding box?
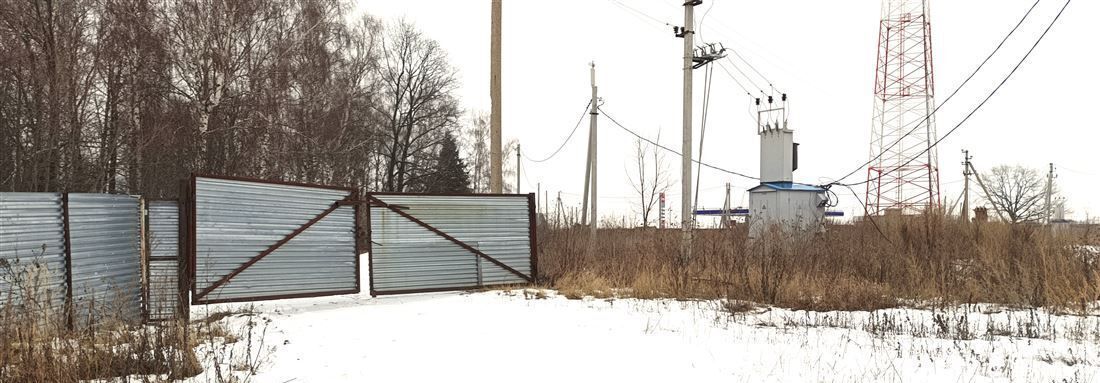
[0,193,69,318]
[66,194,143,322]
[1,193,147,324]
[367,193,536,295]
[189,175,360,304]
[4,175,542,322]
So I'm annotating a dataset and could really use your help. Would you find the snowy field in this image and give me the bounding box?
[185,289,1100,383]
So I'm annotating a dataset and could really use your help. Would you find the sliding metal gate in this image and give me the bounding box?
[366,193,536,295]
[189,175,361,304]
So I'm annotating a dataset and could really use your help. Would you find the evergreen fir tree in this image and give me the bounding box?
[429,132,472,193]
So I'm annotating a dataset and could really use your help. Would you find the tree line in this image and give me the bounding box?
[0,0,512,199]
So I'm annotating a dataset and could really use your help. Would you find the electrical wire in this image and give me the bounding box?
[692,64,715,215]
[715,60,753,97]
[599,107,759,181]
[728,49,775,95]
[829,0,1045,185]
[836,183,895,245]
[721,55,766,94]
[835,0,1070,190]
[523,99,592,163]
[607,0,674,28]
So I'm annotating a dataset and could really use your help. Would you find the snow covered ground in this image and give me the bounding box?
[185,289,1100,383]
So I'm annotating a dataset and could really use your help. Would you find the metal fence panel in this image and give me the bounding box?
[147,201,180,321]
[66,194,143,322]
[192,176,359,304]
[368,194,535,295]
[0,193,69,317]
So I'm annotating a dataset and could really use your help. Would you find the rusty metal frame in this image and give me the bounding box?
[365,192,537,296]
[141,198,181,323]
[188,174,362,305]
[527,193,539,283]
[181,179,193,323]
[61,193,74,329]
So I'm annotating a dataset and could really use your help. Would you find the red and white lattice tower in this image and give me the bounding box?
[866,0,941,215]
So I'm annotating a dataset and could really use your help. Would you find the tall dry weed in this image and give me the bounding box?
[539,213,1100,312]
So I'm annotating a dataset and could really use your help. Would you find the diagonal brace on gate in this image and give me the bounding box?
[367,195,533,283]
[194,196,353,301]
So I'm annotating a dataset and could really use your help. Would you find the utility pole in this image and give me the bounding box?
[1045,163,1055,224]
[961,149,972,222]
[659,192,666,229]
[580,63,598,235]
[969,161,1007,222]
[556,192,563,228]
[490,0,503,193]
[675,1,701,262]
[516,143,521,193]
[721,182,732,228]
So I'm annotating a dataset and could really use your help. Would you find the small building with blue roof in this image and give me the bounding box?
[749,110,827,237]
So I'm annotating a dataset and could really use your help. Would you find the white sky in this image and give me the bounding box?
[355,0,1099,224]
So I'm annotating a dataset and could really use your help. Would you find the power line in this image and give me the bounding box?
[714,60,753,97]
[830,0,1045,185]
[720,56,765,94]
[523,99,592,163]
[728,49,775,94]
[837,0,1070,189]
[606,0,673,28]
[599,107,759,181]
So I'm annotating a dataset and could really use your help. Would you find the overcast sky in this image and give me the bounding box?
[355,0,1098,224]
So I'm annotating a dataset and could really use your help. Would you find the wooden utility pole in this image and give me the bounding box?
[581,63,598,232]
[556,192,563,228]
[516,143,521,193]
[490,0,503,193]
[961,149,971,222]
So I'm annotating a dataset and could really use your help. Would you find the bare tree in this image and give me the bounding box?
[626,134,674,227]
[462,111,490,193]
[375,20,460,192]
[981,165,1057,223]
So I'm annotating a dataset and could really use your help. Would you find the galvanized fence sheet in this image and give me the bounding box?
[368,193,535,295]
[66,194,143,321]
[146,201,180,321]
[0,193,69,317]
[191,176,360,304]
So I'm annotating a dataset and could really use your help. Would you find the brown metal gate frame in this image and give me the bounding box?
[365,192,538,296]
[141,198,185,323]
[187,174,364,305]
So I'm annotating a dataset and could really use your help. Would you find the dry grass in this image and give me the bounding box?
[0,260,262,382]
[538,214,1100,312]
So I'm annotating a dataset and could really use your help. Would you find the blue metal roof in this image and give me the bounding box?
[694,208,749,216]
[750,182,825,192]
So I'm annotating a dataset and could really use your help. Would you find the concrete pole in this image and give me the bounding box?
[680,1,696,262]
[722,182,731,228]
[490,0,503,193]
[581,63,597,227]
[589,64,598,238]
[1045,163,1054,224]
